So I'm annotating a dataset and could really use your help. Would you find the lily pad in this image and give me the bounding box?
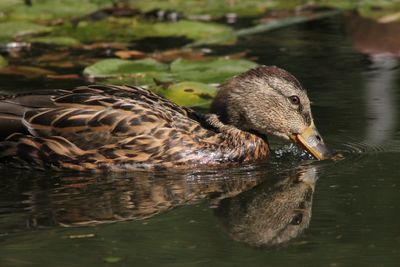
[28,36,81,46]
[83,58,168,78]
[133,20,236,45]
[84,56,258,86]
[0,21,52,42]
[0,0,18,10]
[4,0,107,22]
[83,58,170,85]
[54,19,235,45]
[103,72,174,86]
[103,256,123,264]
[131,0,273,17]
[357,1,400,21]
[53,20,128,43]
[155,81,218,108]
[170,58,258,83]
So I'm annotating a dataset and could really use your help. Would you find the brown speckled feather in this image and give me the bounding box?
[0,85,269,172]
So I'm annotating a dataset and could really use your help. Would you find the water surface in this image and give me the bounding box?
[1,15,400,267]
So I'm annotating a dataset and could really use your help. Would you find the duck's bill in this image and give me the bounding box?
[290,123,330,160]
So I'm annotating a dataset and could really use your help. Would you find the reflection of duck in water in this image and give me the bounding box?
[16,165,317,247]
[215,166,317,247]
[0,66,329,171]
[24,170,264,227]
[345,13,399,146]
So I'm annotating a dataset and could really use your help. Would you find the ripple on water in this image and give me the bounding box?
[270,135,400,174]
[331,134,400,158]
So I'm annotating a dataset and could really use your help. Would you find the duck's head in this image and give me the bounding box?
[211,65,330,160]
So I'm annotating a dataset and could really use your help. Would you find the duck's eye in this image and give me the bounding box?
[289,95,300,105]
[290,213,303,225]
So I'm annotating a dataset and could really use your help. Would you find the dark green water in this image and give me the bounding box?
[1,15,400,267]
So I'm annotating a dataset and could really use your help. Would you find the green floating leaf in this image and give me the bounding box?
[131,0,273,17]
[357,1,400,21]
[53,20,124,43]
[4,0,105,22]
[170,58,258,83]
[83,58,171,85]
[104,72,174,86]
[0,55,7,68]
[133,20,236,45]
[103,256,123,264]
[84,57,258,87]
[83,58,168,78]
[28,36,81,46]
[0,21,52,42]
[155,81,217,108]
[54,19,235,45]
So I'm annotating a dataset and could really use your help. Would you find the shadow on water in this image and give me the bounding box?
[0,162,319,248]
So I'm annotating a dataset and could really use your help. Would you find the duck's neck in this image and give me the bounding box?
[205,114,269,162]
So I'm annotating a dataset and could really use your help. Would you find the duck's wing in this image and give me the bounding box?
[0,90,59,140]
[0,85,200,149]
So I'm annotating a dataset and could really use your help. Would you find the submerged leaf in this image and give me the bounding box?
[0,55,7,68]
[114,48,205,61]
[170,58,258,83]
[115,50,147,59]
[151,48,205,62]
[155,81,217,108]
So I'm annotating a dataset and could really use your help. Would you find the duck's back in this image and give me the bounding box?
[0,85,228,171]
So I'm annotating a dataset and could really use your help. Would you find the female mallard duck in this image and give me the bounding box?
[0,66,329,172]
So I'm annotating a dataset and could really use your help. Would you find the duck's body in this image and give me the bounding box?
[0,66,328,172]
[0,85,268,171]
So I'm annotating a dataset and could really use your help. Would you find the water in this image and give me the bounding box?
[1,14,400,267]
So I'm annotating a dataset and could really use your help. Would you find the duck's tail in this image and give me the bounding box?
[0,132,91,171]
[0,92,56,141]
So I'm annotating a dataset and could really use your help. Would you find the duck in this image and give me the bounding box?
[0,65,329,172]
